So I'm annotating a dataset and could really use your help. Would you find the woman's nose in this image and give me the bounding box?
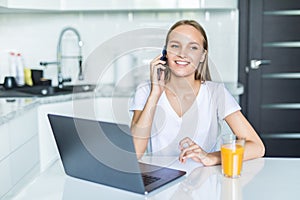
[177,48,187,58]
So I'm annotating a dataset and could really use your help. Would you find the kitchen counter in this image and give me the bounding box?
[7,157,300,200]
[0,84,135,126]
[0,95,80,126]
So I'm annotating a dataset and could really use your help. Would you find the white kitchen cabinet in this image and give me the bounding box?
[0,0,7,8]
[38,101,73,172]
[0,0,237,11]
[61,0,204,10]
[0,123,10,162]
[0,123,12,198]
[9,107,38,152]
[0,107,39,199]
[0,0,60,10]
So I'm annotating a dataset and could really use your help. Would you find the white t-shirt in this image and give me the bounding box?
[129,80,241,156]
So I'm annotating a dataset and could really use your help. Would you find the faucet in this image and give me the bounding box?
[40,26,84,88]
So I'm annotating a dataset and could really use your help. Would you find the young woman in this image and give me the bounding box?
[129,20,265,166]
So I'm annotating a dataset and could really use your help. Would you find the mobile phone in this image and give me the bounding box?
[160,47,167,61]
[158,47,167,80]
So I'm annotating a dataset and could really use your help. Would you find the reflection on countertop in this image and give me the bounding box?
[170,158,264,200]
[12,157,300,200]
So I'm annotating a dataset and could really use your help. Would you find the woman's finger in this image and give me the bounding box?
[150,55,166,69]
[179,143,208,163]
[150,56,166,82]
[179,143,198,162]
[179,137,194,150]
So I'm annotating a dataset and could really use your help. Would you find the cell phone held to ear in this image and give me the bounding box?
[160,47,167,61]
[158,47,167,80]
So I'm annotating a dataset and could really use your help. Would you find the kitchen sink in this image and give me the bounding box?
[0,84,96,98]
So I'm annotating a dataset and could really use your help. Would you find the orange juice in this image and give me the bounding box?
[221,144,244,178]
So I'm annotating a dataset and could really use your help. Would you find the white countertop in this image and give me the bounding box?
[7,157,300,200]
[0,84,134,125]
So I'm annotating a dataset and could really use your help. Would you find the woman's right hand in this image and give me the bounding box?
[150,54,167,96]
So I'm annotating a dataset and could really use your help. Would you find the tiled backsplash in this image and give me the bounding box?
[0,9,238,86]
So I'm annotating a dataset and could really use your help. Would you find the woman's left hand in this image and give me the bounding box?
[179,137,218,166]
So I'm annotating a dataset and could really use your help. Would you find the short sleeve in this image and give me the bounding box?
[129,80,151,113]
[217,83,241,120]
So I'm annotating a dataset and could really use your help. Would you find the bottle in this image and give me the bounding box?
[16,53,25,86]
[9,52,17,78]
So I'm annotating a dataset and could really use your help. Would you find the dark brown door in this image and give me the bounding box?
[247,0,300,157]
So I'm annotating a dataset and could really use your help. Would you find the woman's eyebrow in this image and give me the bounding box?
[189,41,201,46]
[169,40,201,45]
[168,40,180,43]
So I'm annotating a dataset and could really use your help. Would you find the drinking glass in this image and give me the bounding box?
[221,135,245,178]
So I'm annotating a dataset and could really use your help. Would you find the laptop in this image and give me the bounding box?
[47,114,186,195]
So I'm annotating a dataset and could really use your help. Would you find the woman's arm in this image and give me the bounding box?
[131,94,160,158]
[130,55,166,159]
[225,110,265,160]
[178,111,265,166]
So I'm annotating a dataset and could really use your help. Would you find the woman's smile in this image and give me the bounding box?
[175,60,190,67]
[174,60,190,66]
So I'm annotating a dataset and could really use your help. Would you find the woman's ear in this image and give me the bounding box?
[200,50,207,63]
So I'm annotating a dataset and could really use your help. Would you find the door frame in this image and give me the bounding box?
[238,0,250,115]
[238,0,263,130]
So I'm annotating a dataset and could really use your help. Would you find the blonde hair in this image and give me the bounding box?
[164,20,211,81]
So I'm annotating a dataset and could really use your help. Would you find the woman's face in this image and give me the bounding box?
[166,25,206,79]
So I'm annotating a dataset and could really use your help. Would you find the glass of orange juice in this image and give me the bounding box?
[221,135,245,178]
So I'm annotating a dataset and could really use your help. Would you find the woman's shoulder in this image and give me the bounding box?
[130,80,151,110]
[201,81,230,100]
[203,81,226,90]
[135,80,151,94]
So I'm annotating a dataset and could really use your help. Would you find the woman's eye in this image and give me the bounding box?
[170,44,179,48]
[191,46,199,50]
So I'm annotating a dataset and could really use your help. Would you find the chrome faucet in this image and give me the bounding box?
[40,26,84,88]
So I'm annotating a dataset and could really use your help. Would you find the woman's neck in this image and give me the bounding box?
[164,76,202,117]
[166,76,201,96]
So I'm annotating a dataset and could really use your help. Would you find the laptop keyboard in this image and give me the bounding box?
[142,174,161,186]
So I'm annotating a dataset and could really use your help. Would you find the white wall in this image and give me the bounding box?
[0,9,238,86]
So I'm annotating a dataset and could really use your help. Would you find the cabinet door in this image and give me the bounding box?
[5,0,60,9]
[38,101,73,172]
[0,108,39,199]
[2,0,237,11]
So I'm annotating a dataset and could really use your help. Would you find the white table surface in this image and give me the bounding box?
[9,157,300,200]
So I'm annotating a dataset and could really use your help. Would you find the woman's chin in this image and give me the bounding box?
[169,69,196,78]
